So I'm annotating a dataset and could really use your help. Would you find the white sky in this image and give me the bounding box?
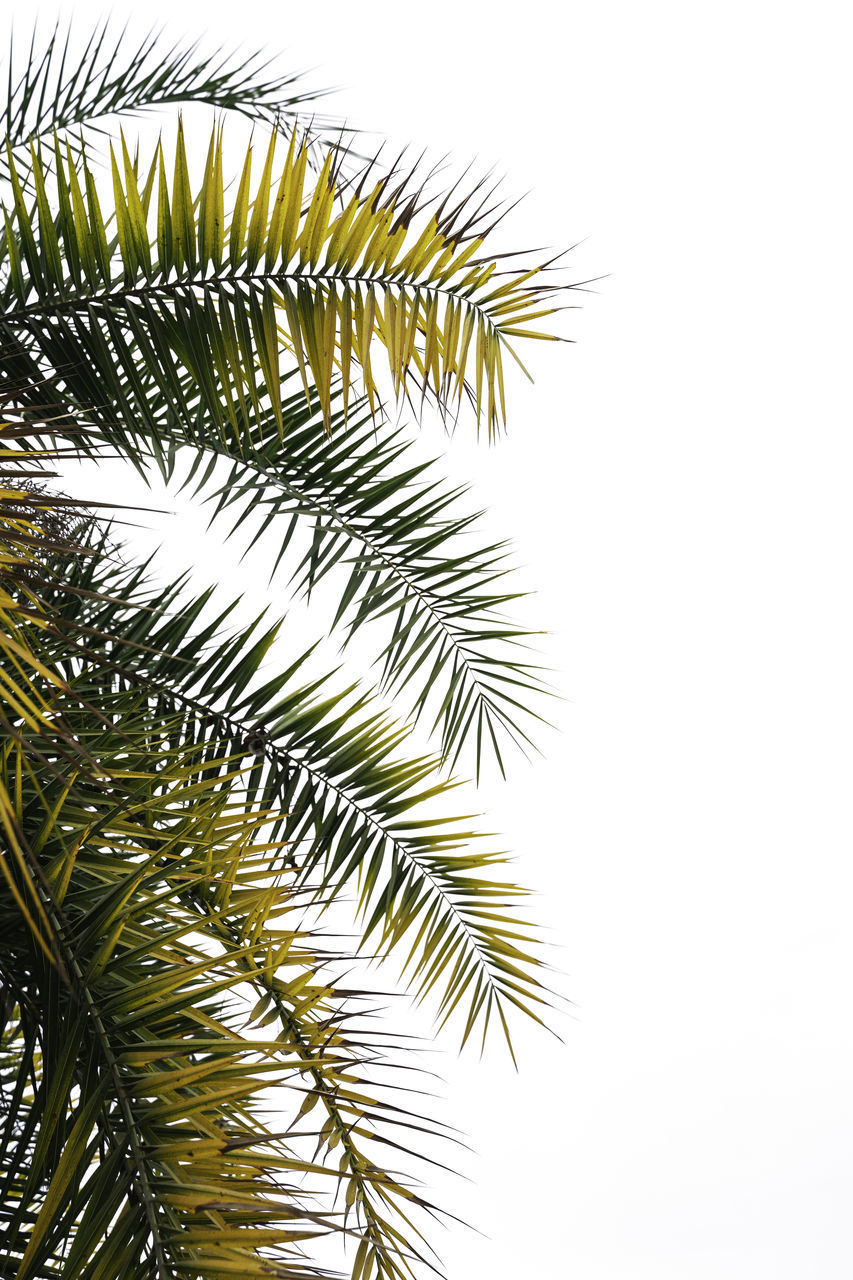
[41,1,853,1275]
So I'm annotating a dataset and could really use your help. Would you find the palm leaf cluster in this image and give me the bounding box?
[0,691,447,1280]
[0,19,573,1280]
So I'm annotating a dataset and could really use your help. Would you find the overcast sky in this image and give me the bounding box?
[44,1,853,1276]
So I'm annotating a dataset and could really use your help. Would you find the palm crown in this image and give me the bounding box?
[0,20,574,1280]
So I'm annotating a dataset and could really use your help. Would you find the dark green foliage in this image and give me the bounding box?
[0,20,569,1280]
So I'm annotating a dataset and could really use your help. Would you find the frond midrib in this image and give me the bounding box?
[0,268,518,332]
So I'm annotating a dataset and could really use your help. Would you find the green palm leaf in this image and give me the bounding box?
[184,384,553,778]
[0,124,567,439]
[0,19,337,186]
[28,530,550,1057]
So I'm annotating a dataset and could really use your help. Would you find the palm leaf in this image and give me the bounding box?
[180,383,553,779]
[0,125,569,440]
[0,19,338,187]
[29,529,551,1057]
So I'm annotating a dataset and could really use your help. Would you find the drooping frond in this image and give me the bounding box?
[182,386,553,778]
[0,19,335,185]
[4,373,554,778]
[30,530,551,1056]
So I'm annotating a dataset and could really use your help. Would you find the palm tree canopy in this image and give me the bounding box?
[0,19,575,1280]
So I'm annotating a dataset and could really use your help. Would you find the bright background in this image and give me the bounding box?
[43,1,853,1275]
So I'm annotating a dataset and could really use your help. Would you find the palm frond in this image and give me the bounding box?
[182,385,553,779]
[30,530,551,1056]
[0,124,569,440]
[0,19,336,186]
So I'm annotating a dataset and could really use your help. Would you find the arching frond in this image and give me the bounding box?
[30,532,551,1056]
[180,385,553,778]
[0,19,336,186]
[0,124,568,441]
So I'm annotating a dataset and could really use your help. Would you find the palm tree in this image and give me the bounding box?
[0,20,572,1280]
